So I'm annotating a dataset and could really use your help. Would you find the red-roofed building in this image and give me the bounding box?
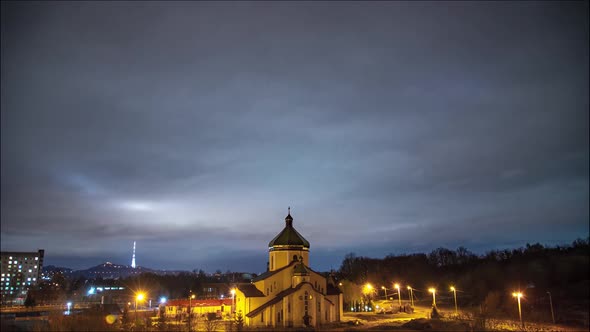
[163,298,233,319]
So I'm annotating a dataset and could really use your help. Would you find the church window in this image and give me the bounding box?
[304,291,309,316]
[266,288,269,295]
[261,311,264,322]
[288,302,290,313]
[318,299,321,313]
[271,256,274,270]
[325,309,328,320]
[293,255,297,262]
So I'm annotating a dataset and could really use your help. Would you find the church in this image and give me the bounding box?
[234,209,343,328]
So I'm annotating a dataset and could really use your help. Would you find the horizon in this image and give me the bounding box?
[39,236,587,273]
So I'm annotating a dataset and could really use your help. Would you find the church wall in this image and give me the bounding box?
[269,249,309,271]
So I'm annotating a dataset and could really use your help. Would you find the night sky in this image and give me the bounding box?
[1,1,588,273]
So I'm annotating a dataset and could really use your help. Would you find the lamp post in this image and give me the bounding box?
[363,284,373,312]
[407,286,414,307]
[135,293,145,322]
[381,286,388,303]
[394,284,401,307]
[512,292,524,329]
[428,288,436,307]
[188,292,195,332]
[230,288,237,316]
[547,292,555,324]
[450,286,458,315]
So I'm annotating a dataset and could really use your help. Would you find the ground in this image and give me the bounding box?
[321,306,586,332]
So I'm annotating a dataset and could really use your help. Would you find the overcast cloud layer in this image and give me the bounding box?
[1,1,588,272]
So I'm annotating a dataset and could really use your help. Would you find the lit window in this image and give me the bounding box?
[27,278,31,281]
[33,278,36,281]
[34,266,37,269]
[35,257,38,260]
[8,261,11,264]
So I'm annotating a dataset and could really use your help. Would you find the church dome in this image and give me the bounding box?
[268,211,310,249]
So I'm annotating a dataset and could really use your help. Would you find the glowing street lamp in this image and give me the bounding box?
[362,284,374,312]
[512,292,524,329]
[362,283,374,298]
[135,292,145,321]
[407,286,414,307]
[160,297,167,304]
[188,292,195,332]
[394,283,401,306]
[66,302,72,315]
[450,286,458,315]
[428,288,436,307]
[381,286,388,303]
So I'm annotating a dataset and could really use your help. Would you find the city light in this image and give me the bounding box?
[450,286,458,315]
[362,283,374,296]
[512,291,525,328]
[394,283,401,306]
[160,297,167,304]
[136,293,145,301]
[428,287,436,306]
[407,286,414,307]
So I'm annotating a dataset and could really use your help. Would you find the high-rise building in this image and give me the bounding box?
[0,249,44,304]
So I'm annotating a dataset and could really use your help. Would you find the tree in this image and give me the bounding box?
[24,292,35,308]
[204,312,219,332]
[157,306,167,331]
[234,311,244,332]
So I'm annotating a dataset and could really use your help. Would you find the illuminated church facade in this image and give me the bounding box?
[234,210,343,327]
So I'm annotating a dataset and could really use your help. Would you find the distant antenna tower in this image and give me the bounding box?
[131,241,136,268]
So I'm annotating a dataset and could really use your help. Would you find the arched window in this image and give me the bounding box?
[293,255,298,262]
[304,291,309,315]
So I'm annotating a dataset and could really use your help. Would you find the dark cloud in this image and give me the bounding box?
[1,1,588,271]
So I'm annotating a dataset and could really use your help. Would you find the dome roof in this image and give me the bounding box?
[268,212,310,248]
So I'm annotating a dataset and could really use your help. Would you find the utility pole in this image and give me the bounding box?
[547,291,555,324]
[188,291,195,332]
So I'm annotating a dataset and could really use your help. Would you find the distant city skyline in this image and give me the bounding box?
[1,2,588,273]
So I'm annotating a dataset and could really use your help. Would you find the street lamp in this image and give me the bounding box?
[188,292,195,332]
[230,288,237,316]
[512,292,524,329]
[450,286,458,315]
[362,284,373,312]
[428,288,436,307]
[381,286,388,303]
[407,286,414,307]
[66,302,72,315]
[547,291,555,324]
[135,293,145,322]
[394,284,401,307]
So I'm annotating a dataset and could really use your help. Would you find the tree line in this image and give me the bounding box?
[335,237,589,325]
